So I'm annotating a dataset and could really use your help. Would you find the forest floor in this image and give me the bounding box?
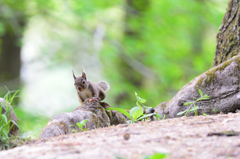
[0,113,240,159]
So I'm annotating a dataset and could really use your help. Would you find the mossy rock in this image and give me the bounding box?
[39,99,128,139]
[155,55,240,118]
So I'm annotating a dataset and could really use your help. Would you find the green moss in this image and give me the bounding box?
[197,57,237,88]
[158,101,169,110]
[89,114,98,124]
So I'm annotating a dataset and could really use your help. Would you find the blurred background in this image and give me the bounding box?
[0,0,228,137]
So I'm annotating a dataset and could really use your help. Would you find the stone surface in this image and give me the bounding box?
[155,55,240,118]
[0,113,240,159]
[39,99,128,139]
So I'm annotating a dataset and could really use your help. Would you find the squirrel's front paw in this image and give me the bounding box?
[88,97,100,102]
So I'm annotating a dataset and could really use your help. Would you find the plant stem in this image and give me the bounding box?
[194,103,198,116]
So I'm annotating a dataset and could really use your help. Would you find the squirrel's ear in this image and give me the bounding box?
[82,70,87,80]
[72,69,76,80]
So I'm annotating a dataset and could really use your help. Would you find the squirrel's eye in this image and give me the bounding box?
[82,81,85,84]
[74,83,76,85]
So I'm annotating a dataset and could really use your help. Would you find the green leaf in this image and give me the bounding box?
[9,90,19,105]
[76,119,88,131]
[130,106,143,121]
[163,114,166,120]
[135,92,146,103]
[177,110,188,116]
[196,97,210,101]
[189,106,199,112]
[144,152,168,159]
[135,92,138,96]
[136,101,142,108]
[197,88,203,97]
[143,106,153,109]
[106,108,132,121]
[204,95,210,98]
[184,102,193,105]
[80,119,88,125]
[136,113,156,121]
[1,114,7,123]
[139,98,146,104]
[10,120,18,128]
[155,113,161,119]
[203,113,208,116]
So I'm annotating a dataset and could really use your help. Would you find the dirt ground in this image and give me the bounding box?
[0,113,240,159]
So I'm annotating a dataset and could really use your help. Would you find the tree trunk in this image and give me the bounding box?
[0,12,25,100]
[212,0,240,66]
[0,31,22,95]
[115,0,150,104]
[155,0,240,118]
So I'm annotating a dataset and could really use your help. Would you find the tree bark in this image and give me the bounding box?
[115,0,150,104]
[0,31,22,96]
[0,1,25,100]
[213,0,240,66]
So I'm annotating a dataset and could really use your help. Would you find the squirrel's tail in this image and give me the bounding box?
[98,81,110,91]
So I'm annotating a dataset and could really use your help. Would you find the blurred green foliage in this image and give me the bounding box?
[0,0,229,136]
[14,107,49,138]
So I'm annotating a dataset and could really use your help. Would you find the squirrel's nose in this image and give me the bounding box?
[77,86,81,91]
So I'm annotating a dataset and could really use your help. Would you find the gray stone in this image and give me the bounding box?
[39,99,128,139]
[155,55,240,118]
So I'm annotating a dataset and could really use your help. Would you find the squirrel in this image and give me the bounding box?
[72,69,110,104]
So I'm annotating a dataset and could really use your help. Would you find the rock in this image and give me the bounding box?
[39,98,128,139]
[155,55,240,118]
[0,98,18,136]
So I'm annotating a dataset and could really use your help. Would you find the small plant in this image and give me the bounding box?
[177,88,210,116]
[0,90,19,150]
[76,119,88,131]
[203,113,208,116]
[72,119,89,133]
[106,92,161,123]
[143,152,168,159]
[212,109,218,114]
[162,114,166,120]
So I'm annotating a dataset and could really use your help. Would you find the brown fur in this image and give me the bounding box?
[72,70,109,104]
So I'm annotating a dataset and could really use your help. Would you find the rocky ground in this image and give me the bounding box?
[0,113,240,159]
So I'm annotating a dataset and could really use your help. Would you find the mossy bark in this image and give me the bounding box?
[213,0,240,66]
[39,99,128,139]
[155,56,240,118]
